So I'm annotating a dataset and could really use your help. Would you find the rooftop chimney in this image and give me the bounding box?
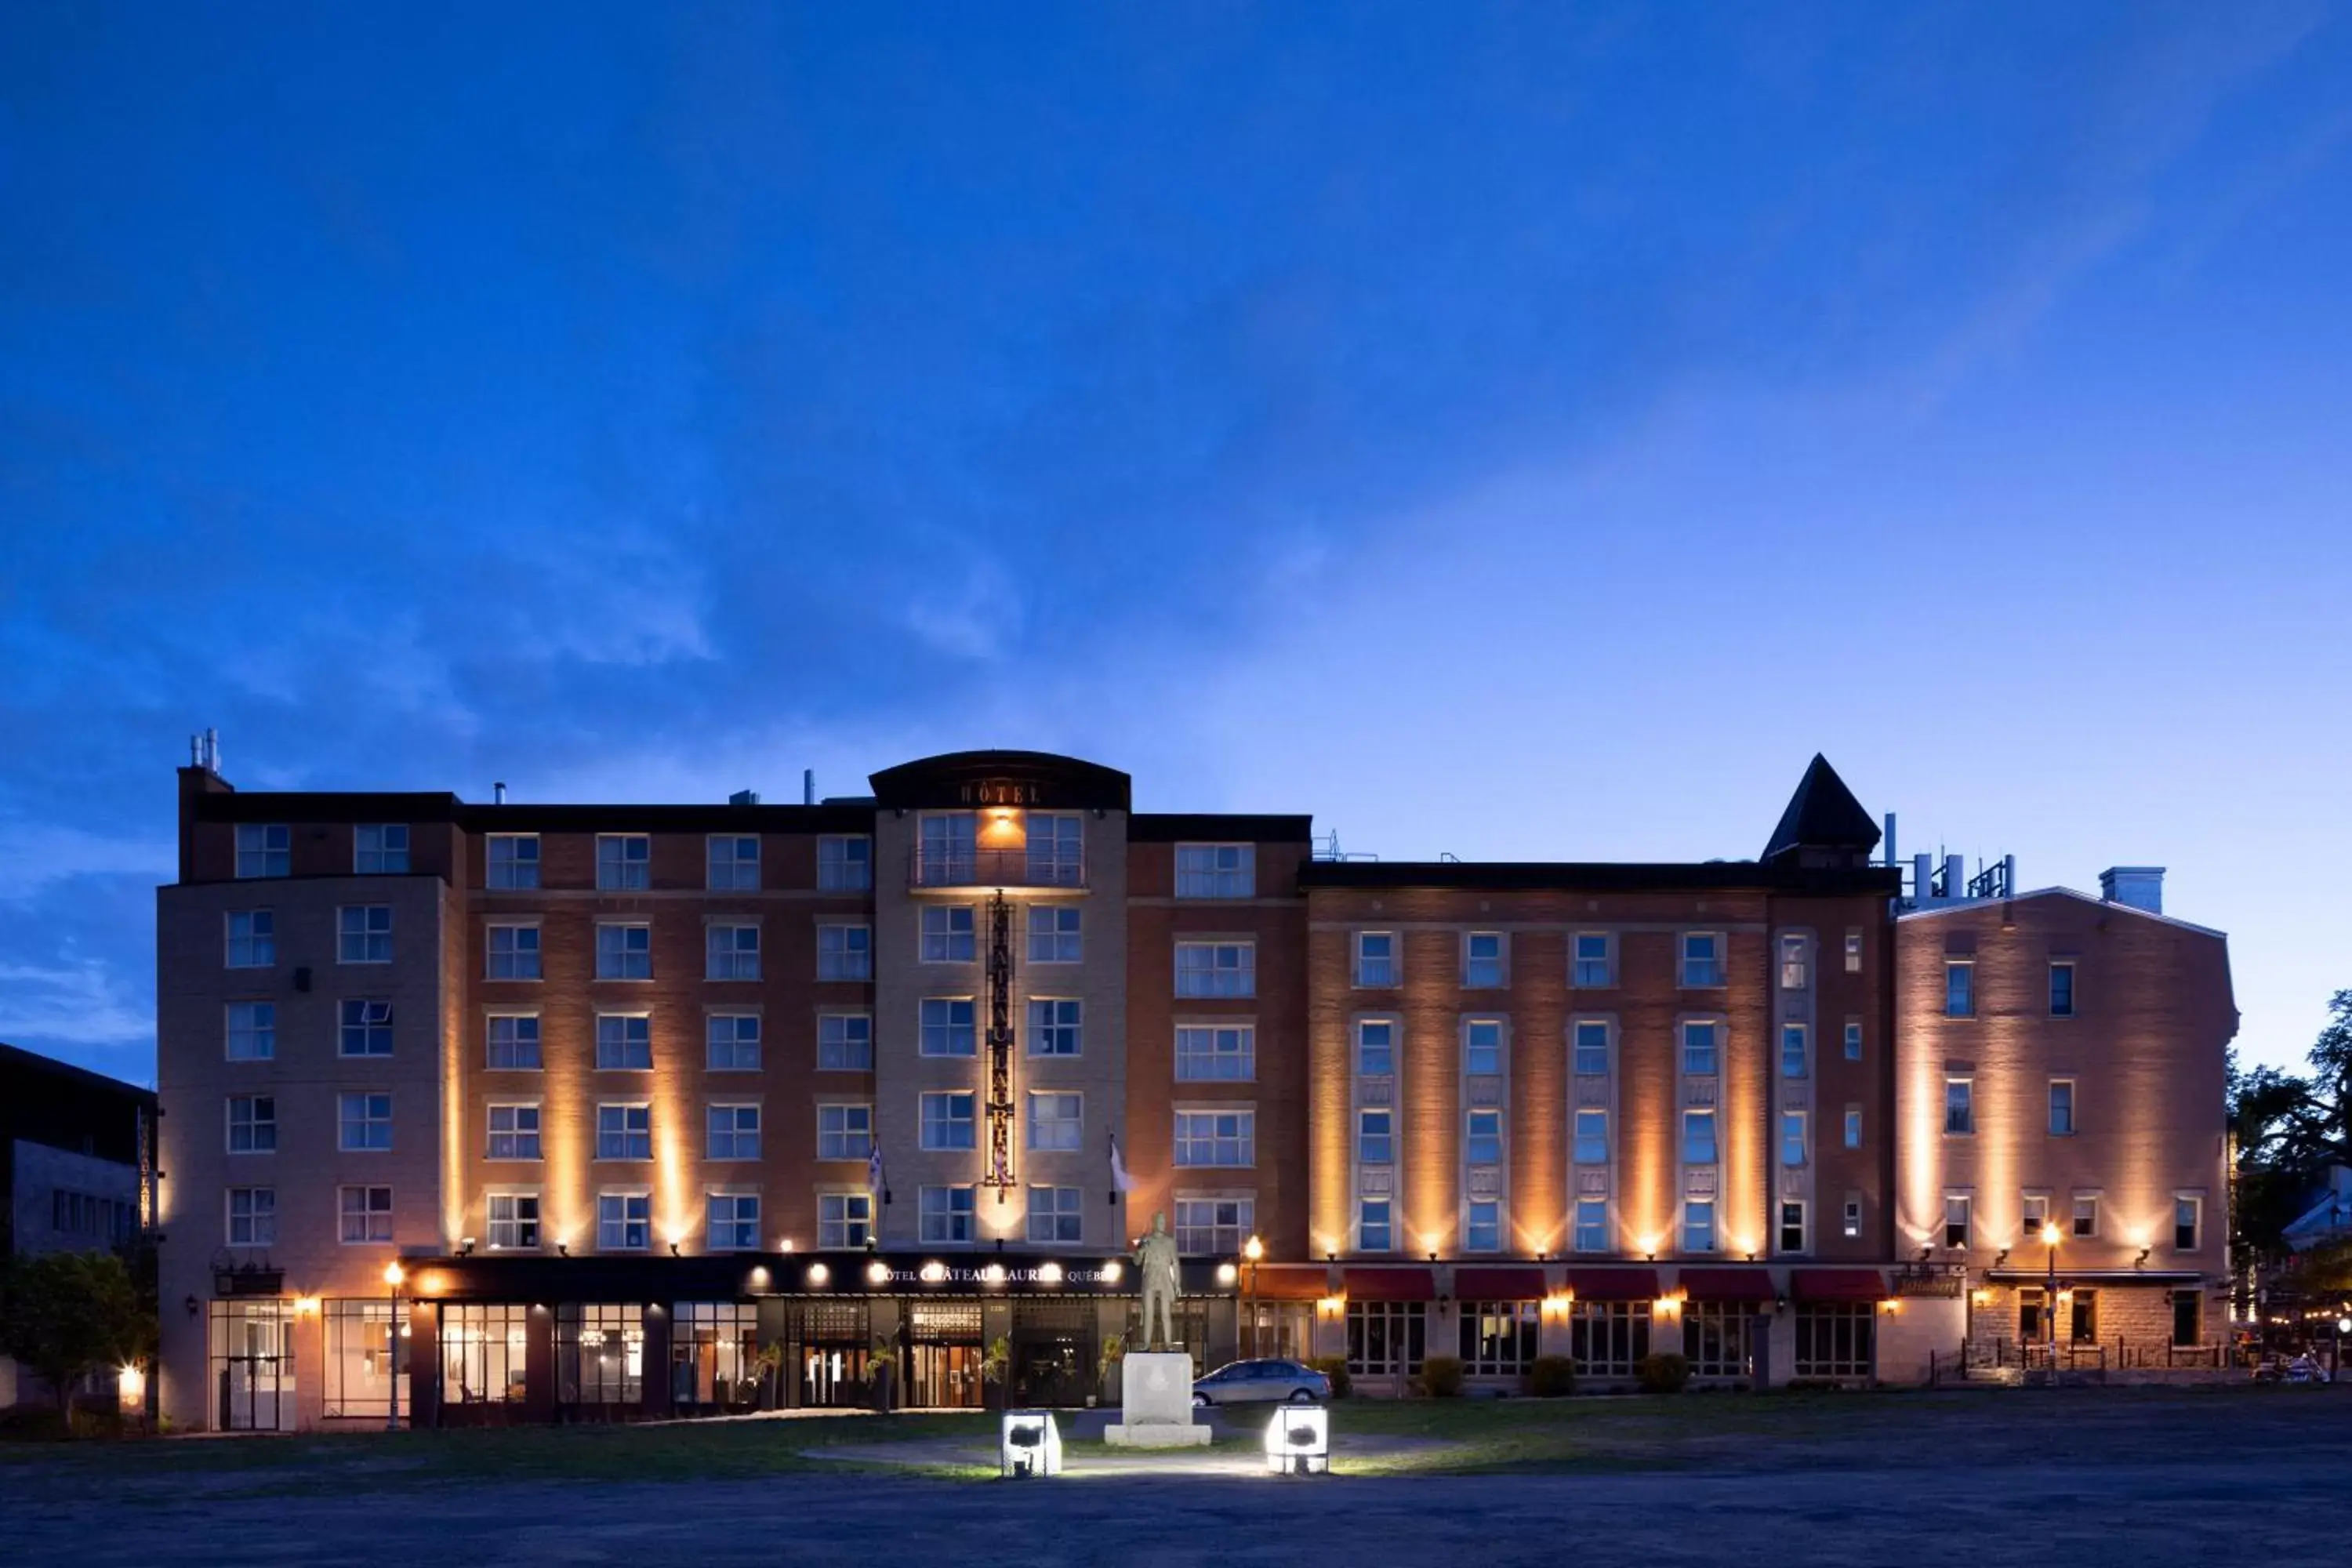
[804,768,816,807]
[2099,866,2165,914]
[493,781,507,805]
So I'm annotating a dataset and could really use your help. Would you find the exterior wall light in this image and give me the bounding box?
[866,1260,890,1285]
[1100,1261,1123,1285]
[806,1262,831,1288]
[1037,1261,1064,1286]
[920,1260,949,1284]
[1216,1262,1240,1287]
[1265,1404,1330,1475]
[981,1262,1007,1287]
[1000,1410,1062,1478]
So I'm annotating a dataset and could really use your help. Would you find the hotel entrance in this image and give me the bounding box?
[906,1301,984,1408]
[207,1300,294,1432]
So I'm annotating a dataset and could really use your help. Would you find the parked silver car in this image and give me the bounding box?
[1192,1358,1330,1406]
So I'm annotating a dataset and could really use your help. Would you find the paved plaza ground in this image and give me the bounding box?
[4,1387,2345,1564]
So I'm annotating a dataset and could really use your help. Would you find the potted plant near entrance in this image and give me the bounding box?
[1096,1334,1126,1406]
[867,1337,898,1414]
[982,1335,1012,1411]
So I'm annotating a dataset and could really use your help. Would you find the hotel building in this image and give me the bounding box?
[153,747,2234,1428]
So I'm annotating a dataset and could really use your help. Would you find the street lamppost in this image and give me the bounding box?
[1243,1235,1265,1358]
[2040,1221,2062,1366]
[383,1260,405,1432]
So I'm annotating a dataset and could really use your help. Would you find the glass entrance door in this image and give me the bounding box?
[208,1301,294,1431]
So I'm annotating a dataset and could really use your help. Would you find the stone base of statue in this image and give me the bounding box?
[1105,1350,1210,1448]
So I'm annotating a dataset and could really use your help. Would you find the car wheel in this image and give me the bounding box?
[1193,1392,1211,1407]
[1287,1388,1315,1403]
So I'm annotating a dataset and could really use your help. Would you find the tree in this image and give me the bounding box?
[0,1250,147,1428]
[2308,990,2352,1145]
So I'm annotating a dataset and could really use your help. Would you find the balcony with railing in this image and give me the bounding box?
[908,847,1087,893]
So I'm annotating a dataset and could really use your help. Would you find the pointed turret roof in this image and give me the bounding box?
[1762,754,1881,865]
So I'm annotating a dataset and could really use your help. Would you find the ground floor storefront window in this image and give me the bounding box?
[673,1301,758,1410]
[441,1303,529,1410]
[1123,1300,1212,1374]
[908,1302,984,1408]
[1570,1301,1650,1378]
[556,1304,644,1411]
[207,1300,294,1432]
[1346,1301,1426,1378]
[1686,1305,1755,1381]
[1243,1301,1312,1361]
[322,1299,407,1419]
[1459,1301,1539,1377]
[1794,1305,1874,1379]
[1011,1301,1098,1406]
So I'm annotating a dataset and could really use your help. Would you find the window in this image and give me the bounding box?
[487,1014,541,1069]
[1028,1185,1083,1243]
[595,1014,652,1070]
[231,822,289,880]
[1572,933,1613,988]
[1174,940,1254,998]
[1567,1299,1650,1377]
[1357,1110,1394,1165]
[1572,1020,1610,1076]
[817,1103,873,1162]
[1779,1200,1806,1254]
[1844,930,1862,974]
[1943,1193,1971,1249]
[920,997,977,1057]
[1465,1200,1501,1251]
[355,824,409,874]
[706,1014,760,1071]
[706,834,759,890]
[2070,1288,2099,1345]
[1027,997,1082,1057]
[706,922,760,980]
[1573,1198,1609,1253]
[817,923,870,980]
[1463,1018,1503,1076]
[2049,1079,2076,1136]
[2049,961,2076,1018]
[339,999,394,1057]
[486,833,539,890]
[1028,1092,1083,1152]
[1464,931,1505,987]
[1358,1199,1393,1252]
[1025,812,1083,885]
[1682,1200,1716,1253]
[226,910,274,968]
[226,1001,275,1061]
[706,1192,760,1250]
[1682,1109,1717,1163]
[2172,1290,2202,1348]
[1175,1025,1254,1082]
[920,1091,976,1151]
[1687,1301,1754,1379]
[817,834,871,891]
[1843,1105,1862,1149]
[339,1185,393,1243]
[2071,1194,2100,1239]
[1945,960,1974,1018]
[706,1103,760,1160]
[1780,1111,1807,1167]
[1175,842,1254,898]
[1780,934,1807,989]
[919,1185,975,1244]
[1681,1020,1719,1076]
[2022,1192,2050,1235]
[2175,1196,2201,1252]
[227,1186,276,1245]
[1461,1301,1541,1376]
[1680,932,1723,987]
[597,1192,650,1250]
[1174,1197,1254,1254]
[487,1192,541,1250]
[818,1013,873,1071]
[597,1103,652,1160]
[1355,1019,1395,1076]
[818,1192,872,1250]
[1842,1197,1862,1240]
[487,1104,542,1160]
[339,905,392,964]
[596,833,650,891]
[1027,906,1080,963]
[1843,1019,1863,1062]
[1573,1109,1607,1165]
[488,923,541,980]
[1174,1109,1254,1167]
[227,1094,276,1153]
[1944,1079,1973,1134]
[917,812,977,884]
[339,1092,392,1152]
[1780,1023,1806,1080]
[596,923,652,981]
[920,906,975,963]
[1354,931,1397,987]
[1794,1305,1874,1378]
[1465,1109,1503,1166]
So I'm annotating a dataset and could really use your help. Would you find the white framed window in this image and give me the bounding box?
[486,833,539,890]
[706,921,760,980]
[355,824,410,874]
[920,906,976,963]
[227,1186,276,1245]
[487,1014,542,1070]
[919,1185,975,1244]
[1027,997,1081,1057]
[487,1104,543,1160]
[1465,1200,1502,1252]
[1843,1105,1862,1149]
[234,823,289,879]
[1572,1018,1610,1076]
[339,1091,392,1152]
[1465,1108,1503,1166]
[339,1185,393,1243]
[339,998,394,1057]
[1780,1111,1807,1167]
[1357,1199,1393,1252]
[1174,1109,1254,1167]
[2071,1193,2100,1239]
[1464,931,1505,988]
[707,1103,761,1160]
[1571,933,1613,988]
[707,834,760,891]
[1843,1019,1863,1062]
[1028,1185,1083,1244]
[596,1102,652,1160]
[920,1091,976,1151]
[706,1014,761,1071]
[817,922,871,980]
[1944,1078,1974,1135]
[597,833,651,891]
[1945,960,1974,1018]
[1027,906,1081,963]
[706,1192,760,1251]
[1174,940,1254,998]
[1027,1091,1083,1152]
[596,922,652,981]
[1780,1200,1808,1253]
[920,997,977,1057]
[1845,930,1863,973]
[1573,1109,1606,1165]
[817,1013,873,1071]
[1943,1192,1971,1249]
[487,1192,541,1250]
[1682,1109,1718,1164]
[1354,1018,1395,1076]
[225,910,274,968]
[227,1094,276,1153]
[1464,1018,1504,1076]
[1681,1020,1719,1076]
[1779,1023,1806,1080]
[1680,932,1724,988]
[817,835,872,891]
[598,1192,650,1250]
[1682,1199,1717,1253]
[595,1014,652,1070]
[1780,934,1807,989]
[1174,842,1254,898]
[817,1103,873,1162]
[1025,812,1083,886]
[1175,1025,1254,1082]
[226,1000,275,1061]
[1357,1109,1394,1165]
[1573,1197,1608,1253]
[2022,1192,2051,1234]
[2174,1195,2201,1251]
[2049,1079,2077,1136]
[338,905,392,964]
[488,922,542,980]
[818,1192,873,1249]
[917,812,978,884]
[1174,1196,1254,1255]
[1354,931,1398,987]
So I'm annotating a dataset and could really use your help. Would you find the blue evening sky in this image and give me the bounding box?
[4,3,2348,1085]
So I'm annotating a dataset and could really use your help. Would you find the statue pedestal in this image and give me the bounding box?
[1105,1351,1210,1448]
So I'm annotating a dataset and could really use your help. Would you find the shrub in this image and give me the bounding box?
[1308,1356,1352,1400]
[1421,1355,1465,1398]
[1635,1352,1691,1394]
[1527,1355,1576,1398]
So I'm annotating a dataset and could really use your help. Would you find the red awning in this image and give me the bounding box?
[1344,1267,1436,1301]
[1678,1267,1776,1304]
[1253,1265,1334,1302]
[1564,1266,1660,1301]
[1453,1267,1549,1301]
[1791,1268,1888,1303]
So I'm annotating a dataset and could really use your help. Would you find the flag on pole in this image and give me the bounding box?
[1109,1134,1134,1194]
[868,1145,890,1204]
